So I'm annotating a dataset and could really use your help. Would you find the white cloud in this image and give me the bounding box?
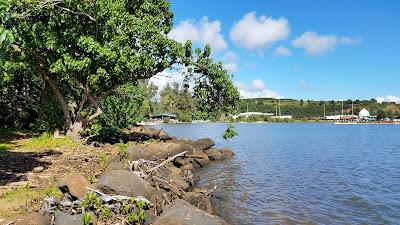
[235,79,282,99]
[221,51,239,73]
[221,51,238,62]
[251,79,266,91]
[148,70,185,98]
[292,32,337,55]
[339,35,362,45]
[230,12,290,50]
[292,32,362,55]
[375,95,400,104]
[168,17,228,51]
[224,62,238,73]
[274,46,293,56]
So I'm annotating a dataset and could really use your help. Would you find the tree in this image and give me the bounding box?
[1,0,239,138]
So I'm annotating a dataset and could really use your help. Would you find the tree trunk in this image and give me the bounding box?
[35,55,73,130]
[66,120,83,139]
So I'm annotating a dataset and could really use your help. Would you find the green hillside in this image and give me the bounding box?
[237,98,400,119]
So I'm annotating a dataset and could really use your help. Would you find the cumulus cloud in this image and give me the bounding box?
[274,46,293,56]
[168,17,228,51]
[375,95,400,104]
[221,51,239,73]
[148,70,185,98]
[292,32,362,55]
[230,12,290,50]
[235,79,282,99]
[292,32,337,55]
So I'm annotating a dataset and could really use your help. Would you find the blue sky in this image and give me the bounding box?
[161,0,400,102]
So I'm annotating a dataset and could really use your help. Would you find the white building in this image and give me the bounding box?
[358,108,370,119]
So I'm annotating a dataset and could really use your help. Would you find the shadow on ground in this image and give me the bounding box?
[0,148,61,186]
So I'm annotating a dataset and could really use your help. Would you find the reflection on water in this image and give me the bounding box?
[153,123,400,225]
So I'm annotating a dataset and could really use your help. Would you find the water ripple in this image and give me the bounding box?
[153,123,400,225]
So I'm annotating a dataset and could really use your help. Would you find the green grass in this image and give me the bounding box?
[15,133,78,150]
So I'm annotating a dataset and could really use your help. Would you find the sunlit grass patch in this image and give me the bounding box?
[15,133,78,150]
[0,143,12,153]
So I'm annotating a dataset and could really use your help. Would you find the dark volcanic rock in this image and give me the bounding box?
[153,199,228,225]
[189,138,215,151]
[221,147,234,158]
[58,173,89,200]
[204,148,223,160]
[97,170,155,199]
[54,212,83,225]
[127,143,194,161]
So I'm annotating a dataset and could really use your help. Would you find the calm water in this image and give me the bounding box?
[153,123,400,225]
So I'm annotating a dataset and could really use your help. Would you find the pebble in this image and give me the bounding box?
[33,166,45,173]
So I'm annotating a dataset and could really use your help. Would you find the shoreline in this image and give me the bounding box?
[39,127,233,224]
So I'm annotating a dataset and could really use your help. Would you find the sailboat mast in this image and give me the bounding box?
[341,100,344,116]
[278,99,281,116]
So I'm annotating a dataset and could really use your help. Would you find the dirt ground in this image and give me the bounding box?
[0,130,118,225]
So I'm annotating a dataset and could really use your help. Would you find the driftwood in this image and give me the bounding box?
[146,151,187,173]
[86,187,151,204]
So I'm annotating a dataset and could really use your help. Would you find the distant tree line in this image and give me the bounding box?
[237,98,400,120]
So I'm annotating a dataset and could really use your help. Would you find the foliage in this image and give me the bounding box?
[1,0,181,135]
[98,153,109,166]
[82,213,92,225]
[118,143,128,159]
[183,44,240,115]
[15,133,78,150]
[238,98,400,120]
[98,82,149,130]
[223,124,239,139]
[1,0,240,137]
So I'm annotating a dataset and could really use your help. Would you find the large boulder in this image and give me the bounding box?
[54,212,83,225]
[58,173,89,200]
[97,170,155,199]
[221,147,234,158]
[204,148,223,160]
[188,138,215,151]
[153,199,228,225]
[131,127,170,140]
[127,143,194,160]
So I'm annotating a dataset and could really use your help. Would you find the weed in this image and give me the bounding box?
[98,153,109,166]
[87,175,94,184]
[101,205,111,221]
[127,212,138,223]
[83,213,92,225]
[118,143,128,159]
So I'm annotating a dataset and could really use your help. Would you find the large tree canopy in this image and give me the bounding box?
[0,0,239,138]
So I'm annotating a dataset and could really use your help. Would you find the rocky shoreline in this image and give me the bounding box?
[42,127,233,225]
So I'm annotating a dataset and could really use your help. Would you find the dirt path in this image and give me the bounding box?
[0,133,118,224]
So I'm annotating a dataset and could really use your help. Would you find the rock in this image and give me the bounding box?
[221,147,234,158]
[32,166,44,173]
[97,170,155,199]
[184,192,213,213]
[180,163,193,170]
[189,138,215,151]
[167,172,189,191]
[58,173,89,200]
[174,157,187,167]
[153,199,228,225]
[204,148,223,160]
[194,158,211,167]
[54,212,83,225]
[131,126,170,140]
[127,142,194,161]
[191,150,209,159]
[158,130,170,140]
